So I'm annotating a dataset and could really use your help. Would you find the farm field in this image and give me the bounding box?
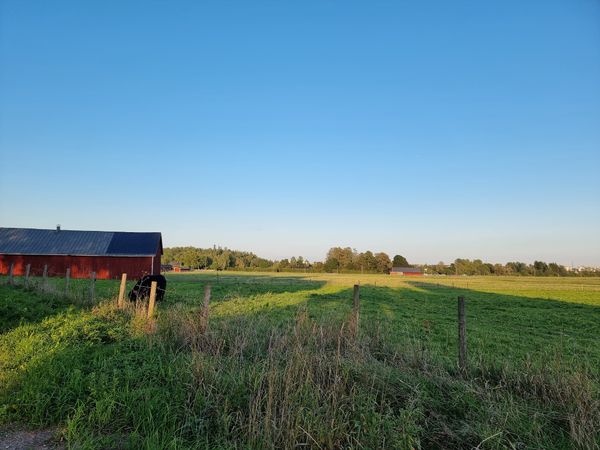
[1,272,599,449]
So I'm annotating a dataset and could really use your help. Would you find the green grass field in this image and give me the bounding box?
[1,273,599,449]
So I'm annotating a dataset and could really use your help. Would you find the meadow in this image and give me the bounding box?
[1,272,599,449]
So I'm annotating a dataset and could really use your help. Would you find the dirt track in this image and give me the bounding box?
[0,426,64,450]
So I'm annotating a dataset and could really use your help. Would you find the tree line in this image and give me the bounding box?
[162,246,274,271]
[422,259,598,276]
[163,246,408,274]
[163,246,598,276]
[321,247,410,273]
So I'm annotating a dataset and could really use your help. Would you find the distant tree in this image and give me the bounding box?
[323,257,340,273]
[533,261,548,275]
[392,255,410,267]
[505,261,530,276]
[284,256,309,269]
[197,255,210,269]
[293,256,309,269]
[493,264,505,275]
[312,262,324,272]
[181,248,202,268]
[547,262,567,276]
[212,251,231,270]
[448,262,457,275]
[326,247,356,270]
[357,251,377,272]
[234,255,247,268]
[375,252,392,273]
[454,258,469,275]
[473,259,490,275]
[431,261,447,274]
[252,257,272,269]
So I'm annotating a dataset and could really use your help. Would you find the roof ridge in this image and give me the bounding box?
[0,227,161,234]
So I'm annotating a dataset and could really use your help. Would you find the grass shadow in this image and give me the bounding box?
[162,272,326,307]
[0,285,82,334]
[283,281,600,375]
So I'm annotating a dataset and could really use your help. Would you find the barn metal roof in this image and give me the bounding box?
[0,227,162,257]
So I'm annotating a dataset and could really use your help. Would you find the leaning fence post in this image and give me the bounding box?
[199,284,211,333]
[42,265,48,291]
[147,281,158,318]
[65,268,70,296]
[89,271,96,303]
[458,296,467,372]
[8,263,14,285]
[24,264,31,288]
[118,273,127,308]
[351,284,360,337]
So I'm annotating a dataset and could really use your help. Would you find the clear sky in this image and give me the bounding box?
[1,1,599,265]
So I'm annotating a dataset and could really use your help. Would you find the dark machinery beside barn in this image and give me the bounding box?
[129,275,167,302]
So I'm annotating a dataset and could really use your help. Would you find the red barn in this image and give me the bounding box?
[390,267,423,276]
[0,227,162,280]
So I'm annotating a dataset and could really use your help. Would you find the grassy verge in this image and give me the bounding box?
[1,280,598,449]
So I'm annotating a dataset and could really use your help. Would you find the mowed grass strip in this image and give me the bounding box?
[1,275,599,449]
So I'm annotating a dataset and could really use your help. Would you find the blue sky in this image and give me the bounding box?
[1,1,599,265]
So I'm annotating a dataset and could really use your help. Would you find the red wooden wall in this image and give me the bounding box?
[0,252,161,280]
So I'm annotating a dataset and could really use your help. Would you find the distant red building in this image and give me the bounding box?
[0,227,162,280]
[390,267,423,276]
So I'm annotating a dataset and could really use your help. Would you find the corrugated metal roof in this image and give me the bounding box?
[106,232,162,256]
[0,227,162,256]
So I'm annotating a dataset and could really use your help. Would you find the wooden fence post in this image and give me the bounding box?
[147,281,158,318]
[199,284,211,333]
[65,268,71,296]
[24,264,31,288]
[458,296,467,372]
[89,271,96,303]
[351,284,360,337]
[42,265,48,291]
[118,273,127,308]
[8,263,14,285]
